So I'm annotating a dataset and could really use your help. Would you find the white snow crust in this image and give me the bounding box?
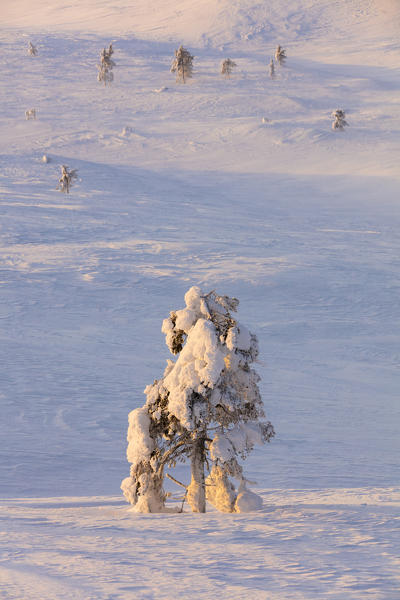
[1,0,400,597]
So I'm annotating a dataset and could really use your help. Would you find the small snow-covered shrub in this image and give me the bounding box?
[171,46,194,83]
[121,126,133,137]
[58,165,78,193]
[25,108,36,120]
[275,45,286,66]
[269,58,275,78]
[121,286,275,513]
[28,42,37,56]
[97,43,116,85]
[331,109,349,131]
[221,58,237,78]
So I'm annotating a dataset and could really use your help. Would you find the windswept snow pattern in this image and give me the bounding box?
[1,0,400,597]
[1,490,400,599]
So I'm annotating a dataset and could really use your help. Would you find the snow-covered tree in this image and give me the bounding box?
[275,45,286,66]
[97,43,115,85]
[269,58,275,79]
[25,108,36,120]
[331,109,348,131]
[28,42,37,56]
[100,43,115,69]
[170,45,194,83]
[121,286,275,514]
[58,165,78,193]
[106,43,114,59]
[97,64,114,85]
[221,58,237,79]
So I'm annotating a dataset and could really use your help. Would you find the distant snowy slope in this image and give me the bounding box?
[3,0,400,51]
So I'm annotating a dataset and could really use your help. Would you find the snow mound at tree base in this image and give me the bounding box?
[234,481,263,512]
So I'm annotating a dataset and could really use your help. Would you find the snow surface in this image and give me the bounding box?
[1,0,400,597]
[1,490,399,599]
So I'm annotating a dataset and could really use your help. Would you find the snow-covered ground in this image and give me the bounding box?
[1,0,399,597]
[2,489,399,599]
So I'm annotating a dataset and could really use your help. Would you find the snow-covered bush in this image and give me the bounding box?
[171,45,194,83]
[121,286,275,513]
[25,108,36,120]
[58,165,78,193]
[221,58,237,78]
[331,109,348,131]
[97,43,115,85]
[28,42,37,56]
[275,45,286,66]
[121,126,133,137]
[269,58,275,79]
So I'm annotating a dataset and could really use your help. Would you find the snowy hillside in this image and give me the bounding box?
[1,0,400,597]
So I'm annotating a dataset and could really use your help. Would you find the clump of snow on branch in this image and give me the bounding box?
[122,286,275,513]
[205,465,237,512]
[126,408,155,469]
[164,319,226,429]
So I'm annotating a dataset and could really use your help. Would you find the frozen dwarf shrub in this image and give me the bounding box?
[121,286,275,513]
[58,165,78,193]
[269,58,275,79]
[171,45,194,83]
[28,42,38,56]
[25,108,36,120]
[331,109,349,131]
[275,45,286,66]
[221,58,237,78]
[97,64,113,85]
[97,43,115,85]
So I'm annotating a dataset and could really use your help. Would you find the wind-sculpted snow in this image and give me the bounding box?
[1,489,399,599]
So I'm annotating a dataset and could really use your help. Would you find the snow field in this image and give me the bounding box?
[1,0,400,597]
[1,489,400,600]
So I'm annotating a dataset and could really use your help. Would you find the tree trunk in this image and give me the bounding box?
[187,431,206,513]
